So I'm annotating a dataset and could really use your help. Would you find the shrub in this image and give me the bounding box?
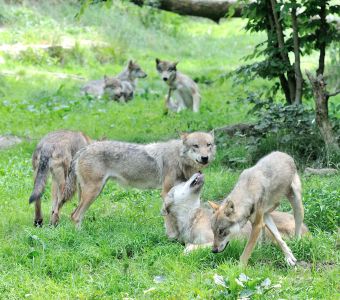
[244,95,340,168]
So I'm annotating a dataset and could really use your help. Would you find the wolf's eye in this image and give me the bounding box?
[193,144,199,149]
[207,143,212,147]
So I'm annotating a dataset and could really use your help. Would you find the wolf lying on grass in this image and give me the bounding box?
[62,132,215,230]
[162,172,308,254]
[82,60,147,101]
[209,151,304,266]
[29,130,91,226]
[156,58,201,113]
[103,76,133,102]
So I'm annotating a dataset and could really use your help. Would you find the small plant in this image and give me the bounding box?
[213,273,281,298]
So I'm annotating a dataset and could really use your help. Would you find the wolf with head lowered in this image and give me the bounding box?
[62,132,215,229]
[209,151,304,266]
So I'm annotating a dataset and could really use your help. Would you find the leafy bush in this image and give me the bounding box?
[243,95,340,167]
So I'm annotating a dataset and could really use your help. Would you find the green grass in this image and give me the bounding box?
[0,1,339,299]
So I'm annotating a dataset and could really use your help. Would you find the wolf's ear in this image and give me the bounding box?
[224,201,234,216]
[180,132,188,141]
[104,75,109,83]
[208,201,219,212]
[171,61,179,70]
[155,58,160,65]
[209,129,215,139]
[128,60,134,69]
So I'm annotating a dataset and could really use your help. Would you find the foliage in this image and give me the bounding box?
[245,95,340,167]
[240,0,340,104]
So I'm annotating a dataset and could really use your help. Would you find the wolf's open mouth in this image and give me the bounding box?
[190,173,204,188]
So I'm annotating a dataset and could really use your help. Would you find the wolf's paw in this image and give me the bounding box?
[184,244,197,254]
[50,213,59,226]
[34,219,43,227]
[285,253,297,266]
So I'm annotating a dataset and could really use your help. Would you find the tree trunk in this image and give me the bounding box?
[265,0,291,104]
[269,0,296,103]
[316,2,327,76]
[291,1,303,104]
[306,71,339,152]
[129,0,243,22]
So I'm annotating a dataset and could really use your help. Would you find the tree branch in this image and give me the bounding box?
[129,0,243,22]
[327,89,340,98]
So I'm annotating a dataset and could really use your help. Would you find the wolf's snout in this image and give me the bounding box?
[212,247,219,253]
[163,77,168,81]
[201,156,209,164]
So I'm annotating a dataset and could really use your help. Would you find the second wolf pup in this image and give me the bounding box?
[162,173,308,253]
[62,131,215,230]
[104,76,134,102]
[82,60,147,99]
[29,130,91,226]
[156,58,201,113]
[209,151,304,266]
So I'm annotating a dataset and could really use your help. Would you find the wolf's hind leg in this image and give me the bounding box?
[50,180,59,226]
[287,173,304,238]
[264,213,297,266]
[50,164,67,226]
[34,197,43,227]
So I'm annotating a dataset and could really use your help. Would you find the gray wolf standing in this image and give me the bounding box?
[156,58,201,113]
[162,173,308,253]
[29,130,91,226]
[209,151,304,266]
[62,132,215,229]
[82,60,147,100]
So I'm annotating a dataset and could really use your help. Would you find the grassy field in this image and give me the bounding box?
[0,1,339,299]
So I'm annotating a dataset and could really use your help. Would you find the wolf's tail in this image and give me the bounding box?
[29,150,50,204]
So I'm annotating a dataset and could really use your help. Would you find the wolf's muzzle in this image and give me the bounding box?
[200,156,209,164]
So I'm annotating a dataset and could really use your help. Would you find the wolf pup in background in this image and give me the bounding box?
[209,151,304,266]
[82,60,147,100]
[104,76,133,102]
[62,131,215,230]
[162,173,308,253]
[156,58,201,113]
[29,130,91,226]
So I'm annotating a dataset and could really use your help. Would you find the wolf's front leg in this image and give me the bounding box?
[192,92,201,113]
[164,214,179,240]
[161,175,179,239]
